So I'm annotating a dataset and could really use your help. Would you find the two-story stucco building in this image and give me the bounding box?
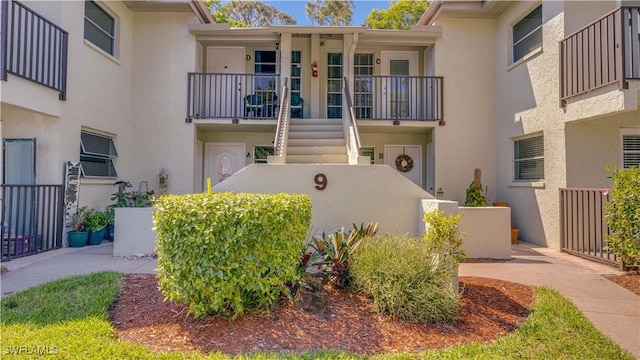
[1,0,638,263]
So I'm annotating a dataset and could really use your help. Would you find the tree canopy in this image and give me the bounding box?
[365,0,430,30]
[205,0,296,27]
[305,0,354,26]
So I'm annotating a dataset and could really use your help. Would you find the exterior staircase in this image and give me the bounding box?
[285,118,348,164]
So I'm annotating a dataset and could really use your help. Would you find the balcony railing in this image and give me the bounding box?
[353,75,443,123]
[187,73,280,122]
[2,0,68,100]
[559,6,640,106]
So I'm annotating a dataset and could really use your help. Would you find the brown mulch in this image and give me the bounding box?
[109,275,533,355]
[606,272,640,296]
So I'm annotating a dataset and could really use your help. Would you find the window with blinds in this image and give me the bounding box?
[80,131,118,177]
[512,5,542,63]
[84,0,115,56]
[623,135,640,168]
[514,134,544,181]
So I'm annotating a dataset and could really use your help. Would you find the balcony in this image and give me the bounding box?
[186,73,443,123]
[1,0,68,100]
[559,6,640,106]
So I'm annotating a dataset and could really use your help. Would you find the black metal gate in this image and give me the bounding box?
[1,184,64,261]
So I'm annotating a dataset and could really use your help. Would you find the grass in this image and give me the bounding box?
[0,272,635,359]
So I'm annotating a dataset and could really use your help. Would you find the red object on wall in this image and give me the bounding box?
[311,62,318,77]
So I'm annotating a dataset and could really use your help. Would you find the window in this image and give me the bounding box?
[622,129,640,169]
[514,134,544,181]
[327,53,343,119]
[253,145,274,164]
[291,51,302,118]
[84,0,115,55]
[254,50,278,114]
[361,146,376,164]
[80,131,118,177]
[354,53,373,119]
[512,5,542,63]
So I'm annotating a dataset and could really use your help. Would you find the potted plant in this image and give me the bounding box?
[68,206,91,248]
[464,169,490,206]
[84,209,107,245]
[104,205,115,241]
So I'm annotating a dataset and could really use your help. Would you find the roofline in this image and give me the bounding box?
[418,0,443,26]
[190,0,213,24]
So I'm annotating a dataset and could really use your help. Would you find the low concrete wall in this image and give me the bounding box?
[114,207,156,257]
[458,207,511,259]
[213,164,435,236]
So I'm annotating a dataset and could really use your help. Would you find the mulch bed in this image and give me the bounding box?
[109,275,533,355]
[606,272,640,296]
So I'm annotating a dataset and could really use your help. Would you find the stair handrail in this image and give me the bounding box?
[343,77,362,163]
[273,78,290,159]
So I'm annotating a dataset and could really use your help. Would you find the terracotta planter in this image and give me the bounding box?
[511,227,520,244]
[493,202,510,207]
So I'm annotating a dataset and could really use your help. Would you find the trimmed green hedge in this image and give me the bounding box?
[153,192,311,318]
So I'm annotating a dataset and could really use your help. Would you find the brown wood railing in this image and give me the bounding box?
[559,188,620,267]
[559,6,640,106]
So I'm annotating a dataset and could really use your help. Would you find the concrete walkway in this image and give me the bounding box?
[1,241,638,358]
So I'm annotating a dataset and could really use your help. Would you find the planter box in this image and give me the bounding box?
[459,207,511,259]
[113,207,156,257]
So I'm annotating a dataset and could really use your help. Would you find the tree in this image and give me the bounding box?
[218,1,296,27]
[203,0,246,27]
[365,0,430,30]
[305,0,354,26]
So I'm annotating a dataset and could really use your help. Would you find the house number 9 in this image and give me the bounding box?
[314,173,327,190]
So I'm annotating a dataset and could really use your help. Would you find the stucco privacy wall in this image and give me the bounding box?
[566,112,640,188]
[493,1,566,249]
[212,164,435,236]
[130,12,198,195]
[431,17,497,206]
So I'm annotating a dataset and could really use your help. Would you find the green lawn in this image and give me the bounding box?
[0,272,634,359]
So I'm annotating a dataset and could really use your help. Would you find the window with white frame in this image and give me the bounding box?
[512,4,542,63]
[253,145,274,164]
[84,0,115,55]
[354,53,373,119]
[514,134,544,181]
[80,131,118,177]
[622,129,640,168]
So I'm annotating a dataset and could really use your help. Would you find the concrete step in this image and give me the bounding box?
[288,131,344,140]
[288,138,346,147]
[290,118,343,126]
[289,124,344,132]
[286,154,349,164]
[287,146,347,155]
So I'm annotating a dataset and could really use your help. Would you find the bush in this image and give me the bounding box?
[153,192,312,318]
[351,210,466,323]
[351,234,460,323]
[604,165,640,266]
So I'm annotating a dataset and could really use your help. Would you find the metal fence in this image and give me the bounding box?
[559,188,620,267]
[187,73,281,122]
[559,6,640,106]
[3,0,68,100]
[353,75,444,123]
[1,185,64,261]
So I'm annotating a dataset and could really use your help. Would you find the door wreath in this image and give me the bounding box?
[395,154,414,173]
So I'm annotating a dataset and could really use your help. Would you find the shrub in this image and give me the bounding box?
[351,234,460,323]
[310,222,378,288]
[350,211,466,323]
[604,165,640,266]
[83,209,107,232]
[153,192,312,318]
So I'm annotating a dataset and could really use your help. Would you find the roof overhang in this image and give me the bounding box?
[419,0,513,25]
[190,24,441,46]
[124,0,213,23]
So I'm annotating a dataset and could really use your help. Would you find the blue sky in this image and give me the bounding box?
[232,1,393,26]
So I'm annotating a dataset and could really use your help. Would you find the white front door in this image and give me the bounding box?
[385,145,422,187]
[206,47,245,117]
[381,51,418,119]
[204,143,246,187]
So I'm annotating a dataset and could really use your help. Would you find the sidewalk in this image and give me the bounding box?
[1,241,638,358]
[460,242,639,359]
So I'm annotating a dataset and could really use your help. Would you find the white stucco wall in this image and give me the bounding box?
[128,12,198,196]
[493,1,567,249]
[212,164,435,236]
[113,207,156,256]
[458,207,511,259]
[431,17,498,206]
